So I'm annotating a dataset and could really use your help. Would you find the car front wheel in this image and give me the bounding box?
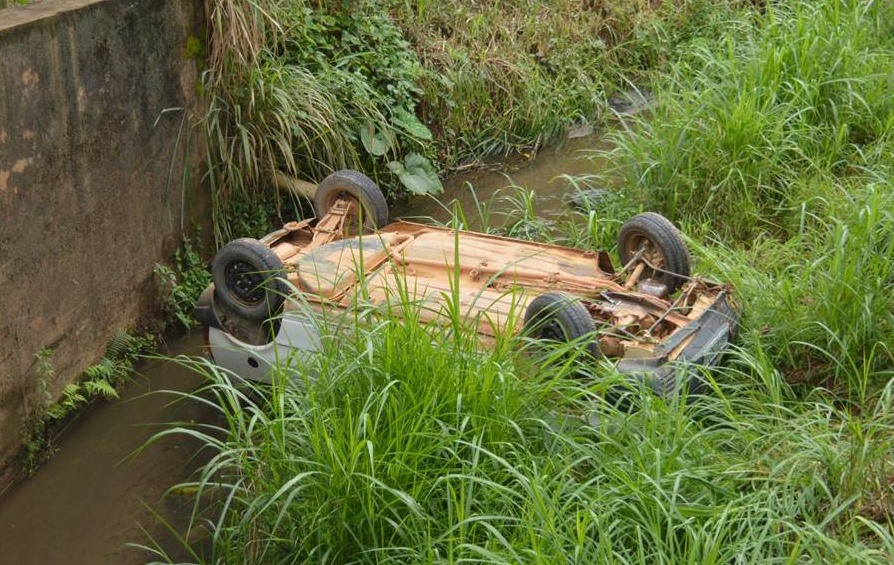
[618,212,691,293]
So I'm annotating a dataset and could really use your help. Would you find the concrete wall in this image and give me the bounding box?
[0,0,203,483]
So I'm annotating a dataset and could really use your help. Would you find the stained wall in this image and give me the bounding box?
[0,0,204,483]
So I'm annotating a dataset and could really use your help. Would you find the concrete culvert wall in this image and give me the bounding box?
[0,0,204,484]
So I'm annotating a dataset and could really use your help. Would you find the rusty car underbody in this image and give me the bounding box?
[195,170,738,395]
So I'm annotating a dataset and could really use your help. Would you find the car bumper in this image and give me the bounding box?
[614,290,739,396]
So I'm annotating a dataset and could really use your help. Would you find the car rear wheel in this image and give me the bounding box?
[212,238,289,321]
[523,292,600,359]
[618,212,691,293]
[313,170,389,234]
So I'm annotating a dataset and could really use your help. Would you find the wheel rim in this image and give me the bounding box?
[625,232,666,276]
[325,191,370,234]
[538,318,567,342]
[225,260,266,305]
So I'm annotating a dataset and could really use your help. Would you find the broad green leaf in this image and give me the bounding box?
[392,108,433,141]
[387,153,443,195]
[359,120,392,156]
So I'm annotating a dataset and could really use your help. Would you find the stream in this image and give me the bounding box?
[0,332,213,564]
[392,133,613,226]
[0,132,612,564]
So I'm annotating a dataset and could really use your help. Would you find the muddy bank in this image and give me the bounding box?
[0,331,213,565]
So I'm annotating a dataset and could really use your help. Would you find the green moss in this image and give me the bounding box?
[183,35,203,60]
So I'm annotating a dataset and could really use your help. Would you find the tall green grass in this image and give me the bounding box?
[202,0,410,241]
[682,179,894,395]
[595,0,894,394]
[143,305,894,563]
[606,0,894,240]
[201,0,753,240]
[396,0,747,164]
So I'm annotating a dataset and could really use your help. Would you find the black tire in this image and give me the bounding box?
[618,212,691,293]
[212,238,289,321]
[524,292,600,359]
[313,170,389,233]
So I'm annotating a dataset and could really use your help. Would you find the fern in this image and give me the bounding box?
[83,379,119,400]
[106,332,133,360]
[45,384,87,420]
[83,358,116,381]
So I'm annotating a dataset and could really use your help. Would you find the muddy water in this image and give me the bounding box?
[0,331,214,565]
[393,133,614,227]
[0,132,616,565]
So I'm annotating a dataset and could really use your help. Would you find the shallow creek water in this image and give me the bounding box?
[0,332,214,564]
[393,134,613,226]
[0,132,614,564]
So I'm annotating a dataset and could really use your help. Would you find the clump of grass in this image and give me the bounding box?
[143,302,894,563]
[201,0,753,240]
[202,0,433,241]
[606,0,894,240]
[688,180,894,397]
[592,0,894,394]
[397,0,747,165]
[155,237,213,330]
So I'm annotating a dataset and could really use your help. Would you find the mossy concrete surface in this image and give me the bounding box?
[0,0,203,486]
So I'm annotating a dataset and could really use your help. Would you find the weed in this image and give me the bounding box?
[18,332,156,475]
[143,301,894,563]
[202,0,438,240]
[595,0,894,395]
[605,0,894,241]
[155,237,212,330]
[201,0,750,238]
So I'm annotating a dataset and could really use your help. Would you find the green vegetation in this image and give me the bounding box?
[202,0,743,240]
[155,237,213,330]
[144,302,894,563]
[203,0,437,240]
[141,0,894,561]
[604,0,894,395]
[396,0,740,163]
[21,333,154,474]
[608,0,893,240]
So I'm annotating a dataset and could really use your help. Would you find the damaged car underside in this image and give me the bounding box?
[195,170,739,395]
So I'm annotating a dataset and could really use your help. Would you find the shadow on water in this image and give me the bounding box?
[0,330,216,565]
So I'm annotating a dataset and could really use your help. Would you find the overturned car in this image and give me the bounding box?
[195,170,738,395]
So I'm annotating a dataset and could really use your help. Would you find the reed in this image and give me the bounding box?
[142,307,894,563]
[605,0,893,241]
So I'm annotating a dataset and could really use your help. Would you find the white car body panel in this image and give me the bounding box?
[208,313,322,382]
